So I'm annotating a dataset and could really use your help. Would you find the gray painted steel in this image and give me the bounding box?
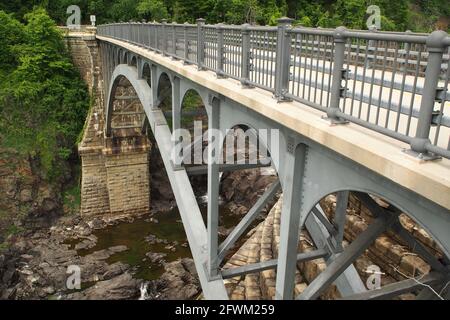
[99,20,450,159]
[97,21,450,299]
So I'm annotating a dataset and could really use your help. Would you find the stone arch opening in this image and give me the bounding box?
[123,52,129,65]
[142,62,151,87]
[108,75,147,143]
[130,55,138,67]
[117,49,122,65]
[100,73,152,216]
[180,88,207,138]
[157,72,173,129]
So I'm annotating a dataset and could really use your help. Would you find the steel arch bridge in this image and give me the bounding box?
[94,19,450,300]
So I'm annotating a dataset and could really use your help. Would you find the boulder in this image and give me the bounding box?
[158,258,200,300]
[66,273,141,300]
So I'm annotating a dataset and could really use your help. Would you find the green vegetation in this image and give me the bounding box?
[0,8,89,181]
[63,165,82,215]
[1,0,448,32]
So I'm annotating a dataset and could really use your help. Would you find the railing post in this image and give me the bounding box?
[402,30,412,73]
[125,22,130,43]
[154,21,159,51]
[140,21,144,46]
[241,23,253,88]
[141,20,147,46]
[366,25,377,69]
[325,26,349,124]
[150,21,153,49]
[136,22,140,44]
[216,23,226,78]
[172,22,177,57]
[407,30,447,160]
[197,18,206,70]
[131,21,135,44]
[274,17,293,101]
[161,19,168,55]
[183,22,190,63]
[145,21,150,49]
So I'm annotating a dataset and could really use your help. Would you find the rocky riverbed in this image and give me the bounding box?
[0,209,207,300]
[0,144,277,300]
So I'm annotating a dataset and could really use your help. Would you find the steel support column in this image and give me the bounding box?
[333,191,349,251]
[275,142,308,300]
[172,76,181,132]
[206,97,221,278]
[150,64,158,109]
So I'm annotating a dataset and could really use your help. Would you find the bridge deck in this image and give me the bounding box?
[98,35,450,211]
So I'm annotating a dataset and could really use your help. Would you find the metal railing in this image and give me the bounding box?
[98,18,450,160]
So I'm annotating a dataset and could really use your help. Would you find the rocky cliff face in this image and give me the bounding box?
[0,148,72,247]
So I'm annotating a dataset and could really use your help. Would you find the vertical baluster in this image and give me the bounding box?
[433,46,449,147]
[197,18,205,70]
[172,22,177,57]
[406,45,423,136]
[161,19,167,55]
[216,24,225,78]
[183,22,189,63]
[137,21,141,46]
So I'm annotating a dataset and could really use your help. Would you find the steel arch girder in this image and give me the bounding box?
[298,138,450,259]
[104,63,228,299]
[217,97,287,182]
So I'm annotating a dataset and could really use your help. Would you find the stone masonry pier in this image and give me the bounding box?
[64,28,151,216]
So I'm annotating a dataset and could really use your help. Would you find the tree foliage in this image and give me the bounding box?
[0,8,89,180]
[1,0,448,31]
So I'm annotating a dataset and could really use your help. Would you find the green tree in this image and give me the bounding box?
[0,8,89,179]
[137,0,169,21]
[0,11,25,73]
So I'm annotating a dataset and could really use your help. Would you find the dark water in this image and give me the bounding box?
[72,203,242,281]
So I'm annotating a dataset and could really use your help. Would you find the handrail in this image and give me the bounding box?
[97,19,450,160]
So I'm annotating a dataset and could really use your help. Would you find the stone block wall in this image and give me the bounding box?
[79,151,110,216]
[105,152,151,215]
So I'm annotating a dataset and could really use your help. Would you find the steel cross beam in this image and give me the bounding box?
[305,205,368,297]
[354,192,448,270]
[297,211,398,300]
[185,160,272,176]
[340,272,445,300]
[217,180,281,264]
[222,248,328,279]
